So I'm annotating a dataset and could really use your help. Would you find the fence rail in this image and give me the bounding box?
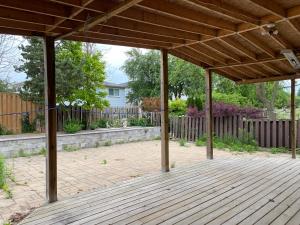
[170,115,300,148]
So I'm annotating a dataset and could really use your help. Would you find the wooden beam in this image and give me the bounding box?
[43,36,57,203]
[220,37,257,60]
[138,0,237,31]
[248,0,286,18]
[236,73,300,84]
[57,0,144,39]
[202,41,242,62]
[291,78,296,159]
[189,44,227,65]
[205,69,213,159]
[105,17,202,41]
[239,33,276,58]
[160,49,169,172]
[184,0,260,25]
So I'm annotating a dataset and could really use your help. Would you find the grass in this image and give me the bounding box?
[195,133,259,153]
[0,154,13,199]
[100,159,107,165]
[270,147,289,154]
[171,162,176,168]
[63,145,79,152]
[104,140,112,146]
[14,147,47,158]
[179,139,187,147]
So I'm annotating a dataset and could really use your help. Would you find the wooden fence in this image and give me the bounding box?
[0,92,40,133]
[169,115,300,148]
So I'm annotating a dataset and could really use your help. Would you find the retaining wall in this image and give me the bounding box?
[0,127,161,158]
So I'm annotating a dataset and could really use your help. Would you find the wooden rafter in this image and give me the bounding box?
[236,73,300,84]
[188,44,227,65]
[220,37,257,60]
[138,0,237,31]
[202,41,242,62]
[183,0,260,25]
[239,33,276,58]
[57,0,144,39]
[248,0,286,18]
[46,0,95,33]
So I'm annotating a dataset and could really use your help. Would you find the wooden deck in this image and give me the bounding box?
[20,157,300,225]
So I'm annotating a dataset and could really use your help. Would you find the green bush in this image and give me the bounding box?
[128,117,150,127]
[0,154,5,188]
[195,133,258,153]
[97,119,108,128]
[187,97,203,110]
[90,122,98,130]
[63,120,82,133]
[0,124,12,135]
[21,113,35,133]
[212,92,250,107]
[169,98,187,116]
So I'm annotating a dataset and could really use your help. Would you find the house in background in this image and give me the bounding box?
[103,81,131,107]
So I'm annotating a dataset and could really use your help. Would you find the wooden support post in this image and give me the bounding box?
[160,49,169,172]
[44,36,57,202]
[205,69,213,159]
[291,78,296,159]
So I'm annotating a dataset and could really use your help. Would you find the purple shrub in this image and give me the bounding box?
[187,103,263,119]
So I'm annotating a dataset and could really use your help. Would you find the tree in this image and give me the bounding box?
[0,34,20,75]
[15,37,109,128]
[122,49,205,104]
[15,37,44,103]
[73,50,109,128]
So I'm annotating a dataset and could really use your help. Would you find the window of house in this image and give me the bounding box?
[108,88,120,97]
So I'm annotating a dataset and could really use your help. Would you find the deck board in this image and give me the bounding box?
[20,158,300,225]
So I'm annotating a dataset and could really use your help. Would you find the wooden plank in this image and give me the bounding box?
[43,36,57,203]
[291,78,296,159]
[205,69,213,159]
[266,120,271,148]
[272,120,277,148]
[160,49,169,172]
[260,120,265,147]
[278,120,282,147]
[22,159,282,225]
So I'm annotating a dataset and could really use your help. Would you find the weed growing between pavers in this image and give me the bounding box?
[0,154,13,199]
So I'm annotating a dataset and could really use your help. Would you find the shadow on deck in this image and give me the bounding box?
[20,157,300,225]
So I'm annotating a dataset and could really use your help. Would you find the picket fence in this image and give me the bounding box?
[169,115,300,148]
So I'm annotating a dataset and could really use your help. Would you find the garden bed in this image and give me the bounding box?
[0,127,160,158]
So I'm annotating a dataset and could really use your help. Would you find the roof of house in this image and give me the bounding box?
[1,0,300,84]
[104,81,128,88]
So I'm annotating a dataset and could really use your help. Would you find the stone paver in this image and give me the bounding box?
[0,140,289,224]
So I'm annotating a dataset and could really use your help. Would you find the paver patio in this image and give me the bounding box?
[0,140,290,224]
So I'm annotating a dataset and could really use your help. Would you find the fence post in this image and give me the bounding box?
[291,78,296,159]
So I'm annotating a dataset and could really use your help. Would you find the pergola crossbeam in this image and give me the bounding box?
[57,0,144,39]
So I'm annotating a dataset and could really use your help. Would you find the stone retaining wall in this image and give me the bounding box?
[0,127,161,158]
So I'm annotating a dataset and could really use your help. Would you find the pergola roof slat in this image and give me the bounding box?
[0,0,299,83]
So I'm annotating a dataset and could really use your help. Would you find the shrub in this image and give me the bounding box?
[188,102,263,119]
[90,122,98,130]
[21,112,35,133]
[195,133,258,153]
[169,99,187,116]
[63,120,82,133]
[179,139,187,147]
[97,119,108,128]
[0,154,5,188]
[0,124,12,135]
[187,97,203,110]
[128,117,150,127]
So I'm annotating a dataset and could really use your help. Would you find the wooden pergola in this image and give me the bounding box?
[1,0,300,204]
